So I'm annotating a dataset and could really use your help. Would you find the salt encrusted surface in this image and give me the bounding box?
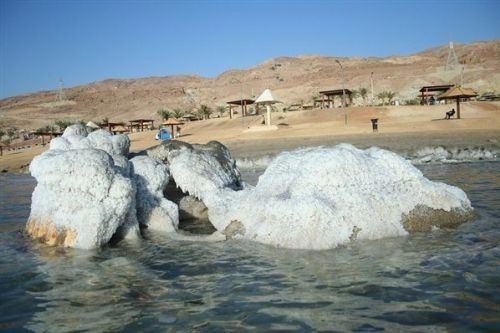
[168,147,243,203]
[62,124,89,138]
[147,140,242,191]
[28,149,135,249]
[28,128,139,249]
[51,129,130,157]
[168,144,473,250]
[27,134,474,251]
[129,156,178,233]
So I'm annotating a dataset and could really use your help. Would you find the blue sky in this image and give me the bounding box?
[0,0,499,98]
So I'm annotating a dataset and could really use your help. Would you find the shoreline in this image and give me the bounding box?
[1,102,499,172]
[224,129,500,159]
[1,129,498,173]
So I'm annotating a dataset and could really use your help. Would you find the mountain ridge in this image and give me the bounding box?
[1,40,499,129]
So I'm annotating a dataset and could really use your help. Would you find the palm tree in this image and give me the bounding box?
[386,91,396,105]
[157,108,171,121]
[198,104,213,120]
[55,119,73,131]
[358,87,368,106]
[216,105,226,117]
[377,91,388,105]
[172,108,185,119]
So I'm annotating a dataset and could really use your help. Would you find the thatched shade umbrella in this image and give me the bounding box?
[162,118,184,137]
[255,89,281,126]
[438,86,477,119]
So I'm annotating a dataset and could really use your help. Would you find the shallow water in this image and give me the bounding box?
[1,162,499,332]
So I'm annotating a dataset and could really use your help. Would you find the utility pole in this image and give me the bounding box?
[460,66,465,86]
[446,41,459,71]
[335,59,347,126]
[370,72,374,106]
[56,78,66,102]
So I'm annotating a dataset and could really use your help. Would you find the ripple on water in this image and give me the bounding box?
[0,162,499,331]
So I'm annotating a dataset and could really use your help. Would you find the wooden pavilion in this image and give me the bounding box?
[419,84,454,105]
[317,89,353,108]
[100,121,127,134]
[226,99,257,118]
[129,119,154,132]
[438,86,477,119]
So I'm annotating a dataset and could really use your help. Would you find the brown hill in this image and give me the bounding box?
[1,40,499,130]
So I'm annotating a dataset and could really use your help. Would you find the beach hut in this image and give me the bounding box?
[162,118,184,138]
[255,89,280,126]
[438,86,477,119]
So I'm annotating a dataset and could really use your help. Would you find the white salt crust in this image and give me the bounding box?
[29,128,177,249]
[168,144,472,250]
[129,156,178,233]
[29,149,135,249]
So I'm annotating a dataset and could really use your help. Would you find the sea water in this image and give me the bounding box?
[0,161,499,332]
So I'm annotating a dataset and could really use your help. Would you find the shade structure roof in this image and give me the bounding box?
[226,99,255,105]
[255,89,280,104]
[162,118,184,126]
[438,86,478,99]
[319,89,353,95]
[419,84,454,93]
[129,119,154,123]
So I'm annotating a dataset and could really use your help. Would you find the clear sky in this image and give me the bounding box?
[1,0,499,98]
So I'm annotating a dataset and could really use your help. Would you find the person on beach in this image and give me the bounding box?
[445,108,455,119]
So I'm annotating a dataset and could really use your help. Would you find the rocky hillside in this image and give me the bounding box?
[1,40,499,129]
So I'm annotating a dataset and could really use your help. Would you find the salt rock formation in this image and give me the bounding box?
[50,128,131,174]
[129,156,178,233]
[147,140,242,192]
[147,140,242,227]
[52,128,130,156]
[171,144,473,250]
[27,127,143,249]
[62,123,89,137]
[27,149,136,249]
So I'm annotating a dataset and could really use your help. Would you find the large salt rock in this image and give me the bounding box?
[172,144,474,250]
[129,156,178,233]
[27,149,136,249]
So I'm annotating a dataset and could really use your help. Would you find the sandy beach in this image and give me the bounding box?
[1,102,499,172]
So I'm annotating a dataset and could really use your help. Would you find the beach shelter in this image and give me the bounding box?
[438,86,477,119]
[255,89,280,126]
[162,118,184,138]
